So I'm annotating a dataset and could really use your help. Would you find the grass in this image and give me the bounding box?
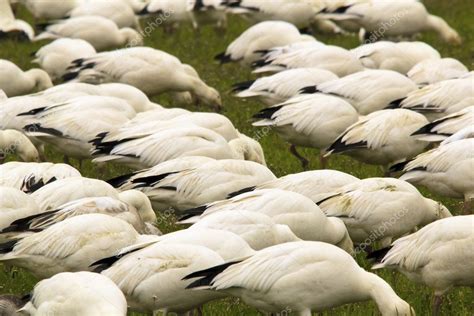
[0,0,473,315]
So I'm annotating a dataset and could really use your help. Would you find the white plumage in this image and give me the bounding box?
[0,187,38,233]
[22,0,77,20]
[407,58,468,86]
[0,59,52,97]
[0,129,39,162]
[0,0,34,40]
[20,271,127,316]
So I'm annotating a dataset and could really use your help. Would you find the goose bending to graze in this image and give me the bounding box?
[32,38,96,81]
[397,76,474,121]
[326,109,429,169]
[0,214,155,279]
[351,41,440,74]
[0,161,80,193]
[252,94,358,169]
[2,193,159,238]
[34,16,143,51]
[0,59,52,97]
[180,189,354,253]
[228,169,359,202]
[0,129,39,162]
[0,187,38,234]
[407,58,468,86]
[189,211,300,250]
[64,47,222,108]
[69,0,141,30]
[320,0,461,44]
[96,243,225,314]
[185,241,415,315]
[0,0,34,40]
[370,215,474,315]
[215,21,316,65]
[301,69,417,115]
[109,159,276,212]
[411,106,474,143]
[20,271,127,316]
[392,139,474,213]
[317,177,451,249]
[253,45,364,77]
[232,68,338,105]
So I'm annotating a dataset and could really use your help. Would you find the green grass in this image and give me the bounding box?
[1,1,473,315]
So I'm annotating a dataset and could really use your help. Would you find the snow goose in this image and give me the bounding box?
[440,126,474,145]
[326,109,429,169]
[316,177,452,249]
[407,58,468,86]
[320,0,462,44]
[0,129,39,162]
[351,41,441,74]
[301,69,418,115]
[255,40,325,61]
[181,189,354,253]
[34,16,143,51]
[0,213,155,279]
[370,215,474,315]
[69,0,141,30]
[0,161,80,193]
[108,159,276,212]
[64,47,222,108]
[96,243,225,314]
[22,0,77,20]
[252,45,364,77]
[0,0,34,40]
[228,169,359,202]
[215,21,316,65]
[32,38,96,81]
[252,94,358,168]
[189,211,300,250]
[222,0,318,28]
[0,187,38,235]
[20,271,127,316]
[396,76,474,121]
[393,139,474,213]
[2,193,159,238]
[411,106,474,143]
[232,68,338,105]
[185,241,414,315]
[0,59,52,97]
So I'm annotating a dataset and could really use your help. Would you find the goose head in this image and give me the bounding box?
[17,139,40,162]
[228,133,267,166]
[26,68,53,92]
[194,85,222,111]
[121,27,144,47]
[422,198,452,225]
[118,189,157,224]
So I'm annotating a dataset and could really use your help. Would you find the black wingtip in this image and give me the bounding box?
[62,71,79,82]
[299,86,319,94]
[251,58,270,69]
[385,97,405,109]
[0,239,19,254]
[106,172,136,188]
[231,80,255,93]
[89,255,122,272]
[183,260,243,289]
[366,246,392,262]
[0,210,57,234]
[388,160,409,173]
[227,186,256,198]
[252,105,283,120]
[214,52,232,64]
[178,205,209,222]
[326,135,367,155]
[131,171,180,189]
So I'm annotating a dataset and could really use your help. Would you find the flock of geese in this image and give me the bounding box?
[0,0,473,315]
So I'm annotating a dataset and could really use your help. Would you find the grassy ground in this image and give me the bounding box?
[0,1,473,315]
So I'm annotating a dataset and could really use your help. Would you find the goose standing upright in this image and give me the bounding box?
[0,59,52,97]
[185,241,415,315]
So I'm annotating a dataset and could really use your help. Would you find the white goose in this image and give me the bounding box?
[351,41,441,74]
[232,68,338,105]
[189,210,301,250]
[370,215,474,315]
[0,129,39,162]
[0,161,81,193]
[0,213,155,279]
[215,21,316,65]
[227,169,359,202]
[407,58,468,86]
[0,0,34,40]
[398,75,474,121]
[180,188,354,253]
[252,93,358,168]
[109,159,276,211]
[97,243,225,314]
[394,139,474,212]
[22,0,77,20]
[326,109,429,169]
[34,16,143,51]
[301,69,418,115]
[32,38,97,81]
[253,45,364,77]
[441,126,474,145]
[411,106,474,143]
[0,187,38,234]
[20,271,128,316]
[317,177,452,248]
[254,40,325,62]
[184,241,414,315]
[0,59,52,97]
[320,0,461,44]
[2,193,159,237]
[64,47,222,108]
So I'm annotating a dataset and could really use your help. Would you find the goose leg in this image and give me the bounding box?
[289,144,309,170]
[63,155,70,165]
[462,198,472,215]
[432,295,443,316]
[318,152,327,169]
